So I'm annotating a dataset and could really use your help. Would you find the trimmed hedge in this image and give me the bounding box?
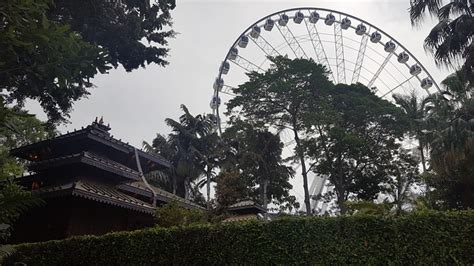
[6,212,474,265]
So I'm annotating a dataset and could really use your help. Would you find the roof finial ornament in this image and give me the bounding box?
[99,116,104,125]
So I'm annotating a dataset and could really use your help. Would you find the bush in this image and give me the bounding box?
[5,212,474,265]
[154,201,206,228]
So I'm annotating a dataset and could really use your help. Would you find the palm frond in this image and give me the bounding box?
[410,0,443,26]
[438,0,471,20]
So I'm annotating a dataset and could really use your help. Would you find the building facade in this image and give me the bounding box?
[10,119,202,243]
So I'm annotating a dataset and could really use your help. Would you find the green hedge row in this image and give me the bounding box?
[6,212,474,265]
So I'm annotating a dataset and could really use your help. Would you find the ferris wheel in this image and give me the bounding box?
[210,7,440,133]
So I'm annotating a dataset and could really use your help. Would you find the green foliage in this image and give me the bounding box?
[5,212,474,265]
[346,201,393,216]
[144,105,218,204]
[154,201,206,228]
[405,71,473,210]
[221,122,295,209]
[409,0,473,82]
[0,100,46,259]
[215,170,249,207]
[304,83,411,214]
[0,0,109,123]
[47,0,176,71]
[227,56,333,214]
[0,99,51,180]
[0,184,42,226]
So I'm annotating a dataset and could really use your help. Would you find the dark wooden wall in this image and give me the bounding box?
[10,196,154,244]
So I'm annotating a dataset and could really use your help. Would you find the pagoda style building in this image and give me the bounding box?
[10,118,202,243]
[223,200,267,222]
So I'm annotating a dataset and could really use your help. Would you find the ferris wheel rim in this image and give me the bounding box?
[213,7,441,133]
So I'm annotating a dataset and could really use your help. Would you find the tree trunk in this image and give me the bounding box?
[335,153,347,215]
[337,190,347,215]
[261,179,268,210]
[184,176,190,200]
[206,165,211,210]
[293,128,311,215]
[419,139,427,172]
[172,175,177,195]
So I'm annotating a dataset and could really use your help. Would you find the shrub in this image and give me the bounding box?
[5,211,474,265]
[155,201,206,228]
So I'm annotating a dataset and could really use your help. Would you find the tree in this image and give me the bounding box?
[304,83,409,214]
[47,0,176,71]
[144,105,216,203]
[143,133,179,193]
[215,170,250,208]
[409,0,474,82]
[393,92,430,171]
[222,122,295,210]
[421,71,473,209]
[227,56,333,214]
[0,0,109,123]
[384,149,420,215]
[0,101,48,256]
[1,0,175,124]
[154,201,205,228]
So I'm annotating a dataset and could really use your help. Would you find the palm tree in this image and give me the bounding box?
[421,71,473,209]
[409,0,473,82]
[425,72,473,173]
[164,105,212,200]
[145,105,220,204]
[197,129,223,209]
[223,122,294,210]
[393,92,430,171]
[143,134,177,193]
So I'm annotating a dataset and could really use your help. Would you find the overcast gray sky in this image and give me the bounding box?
[28,0,451,207]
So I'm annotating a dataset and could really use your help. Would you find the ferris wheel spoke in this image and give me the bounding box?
[303,16,336,82]
[275,24,309,59]
[250,35,281,58]
[351,33,369,84]
[220,90,237,97]
[334,19,346,84]
[380,75,415,98]
[230,55,264,73]
[367,51,394,89]
[222,84,237,96]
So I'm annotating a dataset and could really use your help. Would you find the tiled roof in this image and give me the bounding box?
[120,181,204,210]
[33,180,155,214]
[28,152,141,181]
[228,200,267,213]
[10,124,170,168]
